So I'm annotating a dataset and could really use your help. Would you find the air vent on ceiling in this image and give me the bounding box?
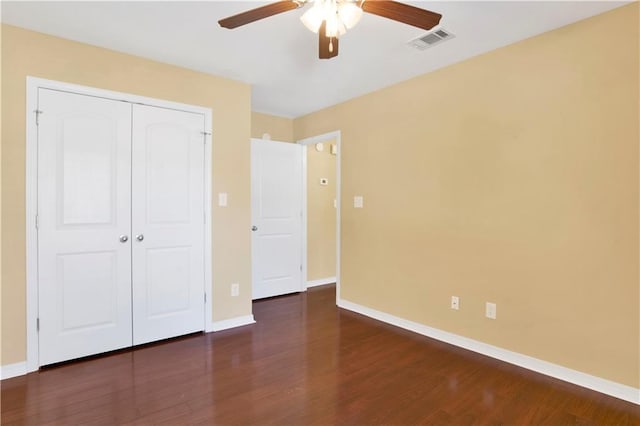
[408,28,455,50]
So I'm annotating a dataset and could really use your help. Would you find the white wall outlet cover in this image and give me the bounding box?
[451,296,460,310]
[320,178,328,185]
[315,143,324,152]
[218,192,228,207]
[354,196,364,208]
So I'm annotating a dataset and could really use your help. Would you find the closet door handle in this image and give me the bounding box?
[136,234,144,242]
[119,235,129,243]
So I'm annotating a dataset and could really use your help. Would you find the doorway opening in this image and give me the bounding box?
[298,131,342,301]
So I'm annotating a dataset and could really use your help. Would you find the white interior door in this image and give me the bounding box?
[37,89,133,366]
[251,139,303,299]
[131,105,205,345]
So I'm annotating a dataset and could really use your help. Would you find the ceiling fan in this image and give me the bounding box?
[218,0,442,59]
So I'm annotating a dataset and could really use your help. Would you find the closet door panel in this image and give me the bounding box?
[37,89,133,366]
[131,105,205,345]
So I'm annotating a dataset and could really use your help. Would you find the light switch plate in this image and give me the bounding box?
[354,196,364,208]
[486,302,497,319]
[218,192,228,207]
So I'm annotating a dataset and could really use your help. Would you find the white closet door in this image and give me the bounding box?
[131,105,205,345]
[251,139,303,299]
[38,89,133,366]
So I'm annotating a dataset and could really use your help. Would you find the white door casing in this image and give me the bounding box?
[37,89,133,365]
[251,139,303,299]
[131,104,206,345]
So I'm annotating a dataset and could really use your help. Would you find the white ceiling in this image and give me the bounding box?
[1,1,628,118]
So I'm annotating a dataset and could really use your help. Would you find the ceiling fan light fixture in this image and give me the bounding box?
[337,2,362,29]
[300,2,324,33]
[301,0,357,36]
[325,13,347,37]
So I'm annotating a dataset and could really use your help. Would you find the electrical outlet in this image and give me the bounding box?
[486,302,497,319]
[231,283,239,297]
[451,296,459,310]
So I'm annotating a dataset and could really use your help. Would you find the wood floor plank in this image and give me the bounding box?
[2,284,639,425]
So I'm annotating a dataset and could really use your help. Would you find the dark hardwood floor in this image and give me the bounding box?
[2,284,639,425]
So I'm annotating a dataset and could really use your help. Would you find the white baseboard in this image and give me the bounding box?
[1,362,27,380]
[338,298,640,405]
[211,315,256,332]
[306,277,336,288]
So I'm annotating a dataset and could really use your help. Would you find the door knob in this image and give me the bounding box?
[119,235,129,243]
[136,234,144,241]
[251,226,258,232]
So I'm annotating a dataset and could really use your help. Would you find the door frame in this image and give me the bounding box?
[297,131,342,301]
[25,77,214,372]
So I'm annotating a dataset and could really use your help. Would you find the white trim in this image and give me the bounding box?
[301,144,308,292]
[1,362,28,380]
[27,77,210,115]
[338,298,640,405]
[25,78,39,374]
[306,277,336,288]
[297,131,342,302]
[26,77,214,368]
[204,112,214,333]
[211,315,256,332]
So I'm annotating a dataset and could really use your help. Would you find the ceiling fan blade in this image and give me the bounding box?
[219,1,300,29]
[361,0,442,31]
[319,21,339,59]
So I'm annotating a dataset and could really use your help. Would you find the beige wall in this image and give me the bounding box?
[1,25,253,366]
[307,140,337,281]
[294,4,639,388]
[251,112,294,142]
